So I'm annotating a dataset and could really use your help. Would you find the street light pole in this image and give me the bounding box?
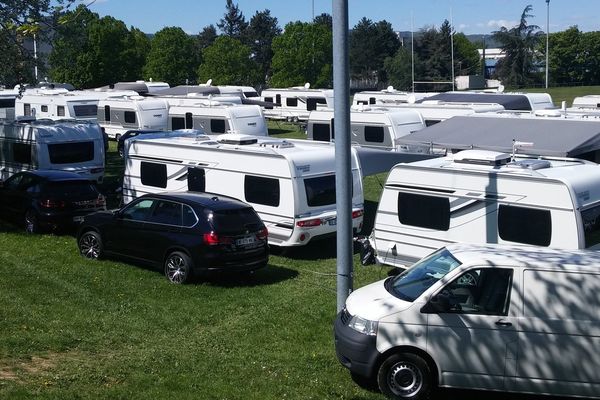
[546,0,550,89]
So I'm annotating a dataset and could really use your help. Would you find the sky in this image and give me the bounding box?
[83,0,599,36]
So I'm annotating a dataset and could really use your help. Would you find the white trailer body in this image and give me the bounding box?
[377,101,505,125]
[97,95,168,139]
[0,88,18,120]
[306,107,428,152]
[16,89,100,121]
[370,149,600,268]
[0,119,105,182]
[122,133,364,247]
[353,88,436,105]
[166,102,267,136]
[260,87,334,121]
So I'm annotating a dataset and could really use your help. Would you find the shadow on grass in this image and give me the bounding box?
[198,264,299,288]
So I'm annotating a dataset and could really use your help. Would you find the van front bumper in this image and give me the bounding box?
[333,309,379,379]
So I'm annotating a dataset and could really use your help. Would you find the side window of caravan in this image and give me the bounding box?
[104,105,111,121]
[312,123,332,142]
[140,161,167,188]
[187,167,205,192]
[436,268,513,315]
[13,143,32,164]
[581,205,600,248]
[305,175,336,206]
[41,105,48,112]
[24,103,31,116]
[57,106,65,116]
[397,192,450,231]
[286,97,298,107]
[185,113,193,129]
[124,111,136,124]
[48,142,94,164]
[171,117,185,130]
[73,105,97,117]
[264,97,274,109]
[244,175,280,207]
[498,205,551,246]
[211,119,226,134]
[364,126,385,143]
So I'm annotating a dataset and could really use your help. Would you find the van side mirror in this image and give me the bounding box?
[421,291,452,313]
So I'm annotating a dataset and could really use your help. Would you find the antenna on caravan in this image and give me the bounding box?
[512,139,534,161]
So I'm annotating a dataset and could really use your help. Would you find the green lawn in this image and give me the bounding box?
[0,141,389,400]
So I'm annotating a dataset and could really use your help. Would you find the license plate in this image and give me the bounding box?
[328,219,337,226]
[236,236,255,246]
[73,216,84,223]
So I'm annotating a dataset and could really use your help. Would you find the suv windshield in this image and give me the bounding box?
[387,248,462,302]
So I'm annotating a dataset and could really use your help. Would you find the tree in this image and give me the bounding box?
[270,21,333,88]
[143,27,200,85]
[547,26,582,85]
[492,5,543,87]
[197,24,218,52]
[383,47,416,91]
[217,0,247,41]
[246,9,281,83]
[197,36,259,85]
[313,13,332,30]
[349,18,400,82]
[453,32,481,76]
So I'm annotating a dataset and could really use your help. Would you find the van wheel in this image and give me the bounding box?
[78,231,104,259]
[24,210,39,234]
[377,353,432,400]
[164,251,193,284]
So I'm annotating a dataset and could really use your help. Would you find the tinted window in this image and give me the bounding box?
[264,97,274,110]
[13,143,32,164]
[104,105,110,121]
[244,175,280,207]
[369,97,376,105]
[312,123,331,142]
[498,205,551,246]
[43,181,99,196]
[57,106,65,116]
[148,200,182,225]
[398,192,450,230]
[124,111,136,124]
[48,142,94,164]
[185,112,193,129]
[305,175,336,206]
[211,119,226,133]
[41,105,48,112]
[286,97,298,107]
[182,205,198,227]
[73,104,98,117]
[141,162,167,188]
[171,117,185,130]
[122,199,154,221]
[24,103,31,116]
[582,205,600,248]
[364,126,384,143]
[0,98,15,108]
[307,98,318,111]
[210,207,262,234]
[187,167,205,192]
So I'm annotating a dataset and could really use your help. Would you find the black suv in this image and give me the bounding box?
[0,170,106,233]
[76,192,269,284]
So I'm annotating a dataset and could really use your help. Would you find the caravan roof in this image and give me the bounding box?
[417,91,554,111]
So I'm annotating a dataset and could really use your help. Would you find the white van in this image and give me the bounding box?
[335,243,600,399]
[122,133,364,247]
[166,101,267,136]
[368,149,600,268]
[306,107,427,152]
[260,85,334,122]
[0,119,105,182]
[97,95,168,140]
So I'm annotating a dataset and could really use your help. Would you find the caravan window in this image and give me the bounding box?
[244,175,280,207]
[305,175,336,206]
[13,143,32,164]
[307,98,326,111]
[73,104,98,117]
[171,117,185,130]
[210,119,226,134]
[41,105,48,112]
[124,111,136,124]
[140,162,167,188]
[104,105,111,121]
[187,167,205,192]
[48,142,94,164]
[0,98,15,108]
[312,123,332,142]
[397,192,450,231]
[286,97,298,107]
[24,103,31,116]
[582,204,600,248]
[185,112,193,129]
[498,205,551,246]
[57,106,65,116]
[264,96,274,110]
[364,126,385,143]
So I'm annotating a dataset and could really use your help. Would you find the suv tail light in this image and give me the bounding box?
[256,227,268,240]
[296,218,322,228]
[352,209,364,219]
[39,199,66,209]
[203,231,233,245]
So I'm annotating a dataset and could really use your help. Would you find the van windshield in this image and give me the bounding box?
[387,248,462,302]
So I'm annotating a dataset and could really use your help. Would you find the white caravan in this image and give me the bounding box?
[15,89,100,121]
[335,243,600,399]
[377,101,505,126]
[0,119,105,182]
[166,100,267,136]
[353,86,436,106]
[418,91,555,111]
[260,85,334,121]
[97,95,168,140]
[368,149,600,268]
[0,87,19,120]
[306,106,427,152]
[122,133,364,247]
[571,95,600,109]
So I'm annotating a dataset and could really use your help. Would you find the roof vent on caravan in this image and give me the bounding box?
[216,133,258,145]
[259,140,295,149]
[506,159,552,170]
[452,150,511,166]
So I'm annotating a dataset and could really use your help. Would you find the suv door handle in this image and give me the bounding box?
[495,319,512,327]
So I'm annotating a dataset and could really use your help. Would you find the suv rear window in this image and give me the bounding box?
[210,208,262,234]
[43,181,99,196]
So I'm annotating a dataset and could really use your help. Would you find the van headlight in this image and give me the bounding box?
[348,315,378,336]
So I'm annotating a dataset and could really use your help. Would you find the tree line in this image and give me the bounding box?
[1,1,599,90]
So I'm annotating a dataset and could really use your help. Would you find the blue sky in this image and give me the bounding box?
[84,0,599,35]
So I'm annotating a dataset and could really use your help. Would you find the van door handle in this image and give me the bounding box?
[495,320,512,327]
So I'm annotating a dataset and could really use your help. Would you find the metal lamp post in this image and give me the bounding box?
[546,0,550,89]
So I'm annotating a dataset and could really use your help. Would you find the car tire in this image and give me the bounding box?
[24,209,39,234]
[164,251,193,284]
[78,231,104,260]
[377,352,433,400]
